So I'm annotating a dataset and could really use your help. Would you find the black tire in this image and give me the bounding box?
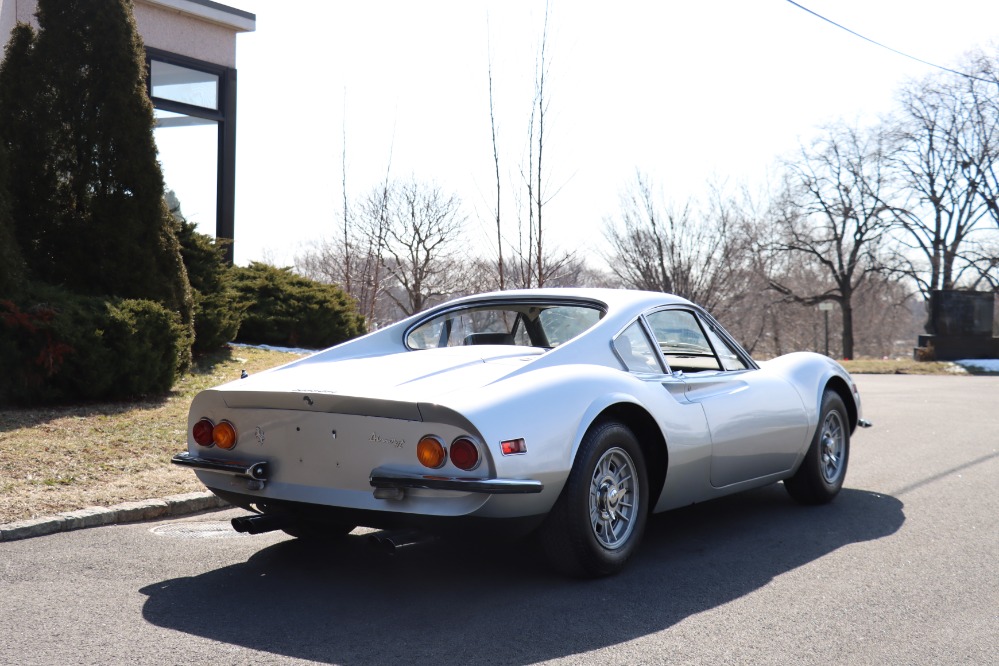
[784,390,850,504]
[540,421,649,578]
[281,520,355,541]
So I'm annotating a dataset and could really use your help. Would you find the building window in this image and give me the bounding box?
[151,60,219,109]
[146,48,237,261]
[154,109,219,234]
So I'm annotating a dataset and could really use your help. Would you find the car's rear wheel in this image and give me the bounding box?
[540,421,648,577]
[784,390,850,504]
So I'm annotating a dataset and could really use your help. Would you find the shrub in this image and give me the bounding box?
[0,1,194,366]
[0,143,26,295]
[0,286,185,405]
[174,215,245,353]
[232,262,365,349]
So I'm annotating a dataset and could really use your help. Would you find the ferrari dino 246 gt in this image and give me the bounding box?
[173,288,870,577]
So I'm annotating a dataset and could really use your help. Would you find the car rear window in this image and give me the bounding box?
[406,302,603,350]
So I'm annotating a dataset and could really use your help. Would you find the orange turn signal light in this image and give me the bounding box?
[213,421,238,450]
[417,435,447,469]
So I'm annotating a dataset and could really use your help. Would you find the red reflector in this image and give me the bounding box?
[449,437,479,471]
[192,418,214,447]
[500,438,527,455]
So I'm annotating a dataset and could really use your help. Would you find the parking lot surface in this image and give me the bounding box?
[1,375,996,665]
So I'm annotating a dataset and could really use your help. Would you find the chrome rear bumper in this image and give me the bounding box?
[172,454,543,496]
[370,466,543,494]
[171,452,269,480]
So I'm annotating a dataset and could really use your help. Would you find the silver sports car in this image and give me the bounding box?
[173,288,871,577]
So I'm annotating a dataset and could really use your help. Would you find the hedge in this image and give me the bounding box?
[232,262,365,349]
[0,286,185,404]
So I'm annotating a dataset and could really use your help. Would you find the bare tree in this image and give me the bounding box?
[296,235,384,325]
[501,0,577,289]
[297,118,397,326]
[961,240,999,290]
[339,102,353,298]
[379,179,467,316]
[769,123,895,359]
[952,50,999,233]
[296,178,390,326]
[945,50,999,290]
[886,62,997,298]
[529,3,550,287]
[486,17,504,290]
[602,173,746,313]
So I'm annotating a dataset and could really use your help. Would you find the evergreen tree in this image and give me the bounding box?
[0,0,193,351]
[0,23,48,289]
[0,142,26,295]
[170,195,246,352]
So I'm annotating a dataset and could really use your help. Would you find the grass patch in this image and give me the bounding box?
[0,346,303,524]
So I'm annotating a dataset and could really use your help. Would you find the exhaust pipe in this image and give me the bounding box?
[231,513,287,535]
[367,529,436,554]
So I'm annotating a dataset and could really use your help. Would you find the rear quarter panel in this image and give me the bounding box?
[439,363,714,516]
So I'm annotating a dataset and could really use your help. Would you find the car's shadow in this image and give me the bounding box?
[139,485,903,665]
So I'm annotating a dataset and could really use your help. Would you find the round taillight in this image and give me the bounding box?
[213,421,238,450]
[450,437,479,471]
[417,435,446,469]
[192,418,214,447]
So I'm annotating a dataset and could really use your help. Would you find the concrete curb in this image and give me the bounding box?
[0,492,229,542]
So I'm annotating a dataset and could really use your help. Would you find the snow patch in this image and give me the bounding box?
[954,359,999,374]
[229,342,316,356]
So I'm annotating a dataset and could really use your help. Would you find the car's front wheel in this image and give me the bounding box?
[784,390,850,504]
[540,421,648,577]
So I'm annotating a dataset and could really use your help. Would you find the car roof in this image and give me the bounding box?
[430,288,694,314]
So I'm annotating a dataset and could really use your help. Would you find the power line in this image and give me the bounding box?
[785,0,994,84]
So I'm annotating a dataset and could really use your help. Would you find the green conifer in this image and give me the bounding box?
[0,23,48,289]
[0,142,26,295]
[0,0,193,359]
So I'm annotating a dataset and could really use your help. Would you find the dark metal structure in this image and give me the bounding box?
[915,290,999,360]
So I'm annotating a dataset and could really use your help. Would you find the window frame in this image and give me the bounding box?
[611,319,667,374]
[613,306,757,376]
[145,47,237,261]
[403,297,608,351]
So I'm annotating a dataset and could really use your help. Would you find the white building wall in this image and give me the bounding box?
[133,0,247,68]
[0,0,39,41]
[0,1,12,43]
[0,0,252,68]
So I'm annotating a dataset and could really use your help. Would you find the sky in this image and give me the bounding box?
[207,0,999,268]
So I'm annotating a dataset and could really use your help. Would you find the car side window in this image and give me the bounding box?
[645,309,722,373]
[612,321,664,373]
[704,323,748,371]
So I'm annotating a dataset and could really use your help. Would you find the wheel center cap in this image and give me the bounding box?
[599,481,620,512]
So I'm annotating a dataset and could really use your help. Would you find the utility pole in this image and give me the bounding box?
[818,302,834,356]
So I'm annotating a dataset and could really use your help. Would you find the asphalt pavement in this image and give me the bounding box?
[1,374,996,665]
